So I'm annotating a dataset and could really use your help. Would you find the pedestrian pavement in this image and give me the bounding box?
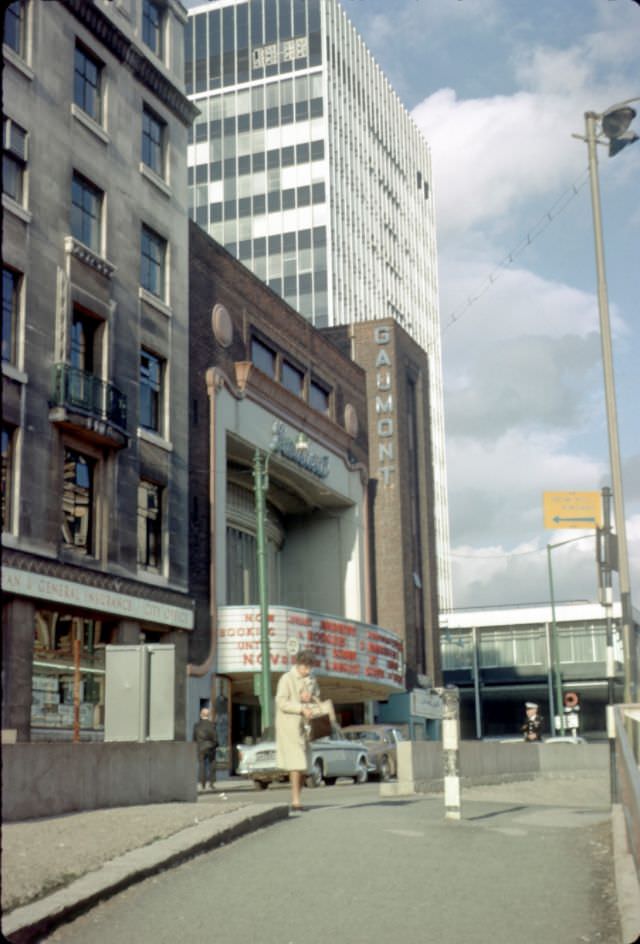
[2,773,639,944]
[2,779,287,943]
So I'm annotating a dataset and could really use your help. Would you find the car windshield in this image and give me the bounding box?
[345,731,381,742]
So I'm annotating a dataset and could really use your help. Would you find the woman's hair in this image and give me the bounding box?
[296,649,315,667]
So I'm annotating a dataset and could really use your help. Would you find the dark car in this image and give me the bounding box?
[342,724,406,781]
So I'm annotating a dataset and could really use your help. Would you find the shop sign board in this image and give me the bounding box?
[410,688,443,719]
[1,567,194,629]
[217,605,404,690]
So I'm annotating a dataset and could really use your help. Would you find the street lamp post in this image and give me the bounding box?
[580,100,638,704]
[546,542,565,735]
[253,428,309,734]
[546,534,592,735]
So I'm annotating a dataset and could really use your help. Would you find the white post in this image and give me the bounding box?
[441,685,461,821]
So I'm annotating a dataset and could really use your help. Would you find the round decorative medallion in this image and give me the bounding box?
[211,303,233,347]
[344,403,359,439]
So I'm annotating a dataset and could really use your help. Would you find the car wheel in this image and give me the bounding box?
[353,757,368,784]
[379,756,392,782]
[253,779,269,790]
[324,776,337,786]
[307,760,323,788]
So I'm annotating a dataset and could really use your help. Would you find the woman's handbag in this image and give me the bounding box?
[307,713,332,741]
[304,698,336,741]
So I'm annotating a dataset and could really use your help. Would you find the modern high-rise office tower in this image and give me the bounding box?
[185,0,452,610]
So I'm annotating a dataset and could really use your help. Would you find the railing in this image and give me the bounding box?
[51,363,127,432]
[614,704,640,880]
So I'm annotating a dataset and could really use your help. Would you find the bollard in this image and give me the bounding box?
[440,685,461,821]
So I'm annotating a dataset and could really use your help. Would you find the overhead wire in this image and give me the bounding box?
[443,168,591,333]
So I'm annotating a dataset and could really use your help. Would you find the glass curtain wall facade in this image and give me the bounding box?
[186,0,452,609]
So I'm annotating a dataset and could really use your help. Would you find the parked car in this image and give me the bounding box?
[236,725,369,789]
[342,724,407,781]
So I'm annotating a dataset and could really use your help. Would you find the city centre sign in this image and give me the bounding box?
[374,326,395,486]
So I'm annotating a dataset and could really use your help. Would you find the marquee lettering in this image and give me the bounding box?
[373,326,395,486]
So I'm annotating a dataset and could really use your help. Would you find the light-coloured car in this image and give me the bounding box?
[236,725,369,789]
[342,724,406,781]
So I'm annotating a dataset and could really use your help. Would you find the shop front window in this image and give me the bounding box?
[32,611,107,739]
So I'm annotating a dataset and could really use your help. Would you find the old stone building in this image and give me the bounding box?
[2,0,197,742]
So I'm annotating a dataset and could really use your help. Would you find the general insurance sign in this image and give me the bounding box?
[217,606,404,690]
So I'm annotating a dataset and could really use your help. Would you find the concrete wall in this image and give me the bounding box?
[384,739,609,796]
[2,742,198,822]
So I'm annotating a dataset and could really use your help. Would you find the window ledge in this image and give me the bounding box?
[138,427,173,452]
[138,286,172,318]
[135,568,169,587]
[65,235,116,279]
[140,162,172,198]
[71,104,110,145]
[2,362,28,384]
[2,45,34,81]
[2,194,32,225]
[59,547,103,569]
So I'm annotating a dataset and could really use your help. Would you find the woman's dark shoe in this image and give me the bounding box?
[290,804,306,812]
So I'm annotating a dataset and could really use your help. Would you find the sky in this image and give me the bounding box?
[341,0,639,611]
[183,0,639,612]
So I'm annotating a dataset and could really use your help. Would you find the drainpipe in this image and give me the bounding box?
[187,368,219,689]
[347,323,372,626]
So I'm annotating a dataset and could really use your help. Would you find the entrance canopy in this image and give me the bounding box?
[217,605,404,703]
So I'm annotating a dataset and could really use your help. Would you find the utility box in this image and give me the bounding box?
[104,645,175,742]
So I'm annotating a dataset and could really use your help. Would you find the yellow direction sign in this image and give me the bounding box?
[543,491,602,529]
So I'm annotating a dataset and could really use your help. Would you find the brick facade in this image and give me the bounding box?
[324,321,442,688]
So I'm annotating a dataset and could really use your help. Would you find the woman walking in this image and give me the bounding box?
[275,649,319,811]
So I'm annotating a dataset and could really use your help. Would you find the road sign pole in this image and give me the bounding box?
[599,486,617,802]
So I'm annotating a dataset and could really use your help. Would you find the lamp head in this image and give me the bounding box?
[601,105,636,140]
[608,130,639,157]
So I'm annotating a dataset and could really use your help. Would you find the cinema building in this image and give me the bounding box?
[188,221,406,764]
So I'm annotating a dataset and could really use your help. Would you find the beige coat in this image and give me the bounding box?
[275,667,320,772]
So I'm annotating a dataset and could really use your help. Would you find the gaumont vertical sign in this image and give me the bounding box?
[217,606,404,689]
[374,325,395,486]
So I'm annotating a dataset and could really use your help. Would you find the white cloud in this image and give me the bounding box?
[406,11,640,609]
[412,87,590,236]
[440,263,603,342]
[451,511,640,608]
[450,534,601,608]
[410,7,638,239]
[446,431,605,508]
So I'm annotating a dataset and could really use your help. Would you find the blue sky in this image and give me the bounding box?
[343,0,639,610]
[184,0,639,610]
